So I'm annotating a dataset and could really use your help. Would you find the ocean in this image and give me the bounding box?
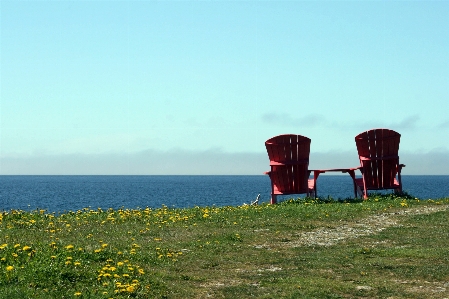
[0,175,448,212]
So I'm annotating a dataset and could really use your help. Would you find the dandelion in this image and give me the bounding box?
[6,265,14,271]
[65,244,74,250]
[22,245,32,251]
[14,243,20,249]
[74,292,82,296]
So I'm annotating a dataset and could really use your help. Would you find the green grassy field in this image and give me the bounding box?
[1,194,449,298]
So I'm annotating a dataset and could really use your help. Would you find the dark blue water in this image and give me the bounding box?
[0,175,448,212]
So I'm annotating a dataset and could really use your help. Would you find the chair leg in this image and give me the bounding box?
[394,188,402,195]
[363,189,369,200]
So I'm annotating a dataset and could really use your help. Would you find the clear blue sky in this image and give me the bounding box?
[1,0,448,175]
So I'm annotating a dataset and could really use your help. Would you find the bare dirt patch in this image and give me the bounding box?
[258,205,449,248]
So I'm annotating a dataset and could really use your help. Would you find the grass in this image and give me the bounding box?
[1,193,449,298]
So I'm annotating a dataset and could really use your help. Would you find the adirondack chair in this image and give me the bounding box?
[265,134,315,204]
[354,128,406,199]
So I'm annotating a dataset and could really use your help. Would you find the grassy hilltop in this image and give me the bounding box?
[1,194,449,298]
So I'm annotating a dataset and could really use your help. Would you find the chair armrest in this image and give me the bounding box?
[269,159,309,166]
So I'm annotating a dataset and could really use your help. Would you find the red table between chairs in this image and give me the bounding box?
[309,167,360,198]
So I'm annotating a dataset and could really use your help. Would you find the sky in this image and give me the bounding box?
[0,0,448,175]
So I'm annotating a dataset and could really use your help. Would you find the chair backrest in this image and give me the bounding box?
[355,129,401,189]
[265,134,311,194]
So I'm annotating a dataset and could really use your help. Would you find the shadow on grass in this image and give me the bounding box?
[279,191,417,205]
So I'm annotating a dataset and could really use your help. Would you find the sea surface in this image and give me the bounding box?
[0,175,448,213]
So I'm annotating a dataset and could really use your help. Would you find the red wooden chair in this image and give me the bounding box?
[354,128,406,199]
[265,134,315,204]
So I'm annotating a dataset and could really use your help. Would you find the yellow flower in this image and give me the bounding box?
[74,292,82,296]
[126,285,135,292]
[0,244,8,250]
[6,266,14,271]
[65,244,74,250]
[22,245,32,251]
[117,262,124,266]
[14,244,20,249]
